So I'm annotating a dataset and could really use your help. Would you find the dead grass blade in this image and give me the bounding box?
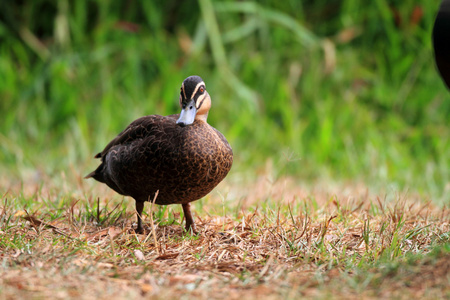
[22,211,70,237]
[149,190,160,254]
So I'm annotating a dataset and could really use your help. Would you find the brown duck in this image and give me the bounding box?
[85,75,233,233]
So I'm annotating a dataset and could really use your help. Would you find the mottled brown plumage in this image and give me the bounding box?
[85,76,233,233]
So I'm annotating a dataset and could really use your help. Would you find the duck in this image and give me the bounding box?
[85,75,233,233]
[433,0,450,89]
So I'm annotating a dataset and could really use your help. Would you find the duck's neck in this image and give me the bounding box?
[195,113,209,123]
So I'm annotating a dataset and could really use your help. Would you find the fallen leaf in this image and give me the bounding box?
[140,283,153,294]
[108,227,123,240]
[14,210,26,217]
[86,228,109,241]
[134,249,145,261]
[156,252,179,260]
[168,274,200,284]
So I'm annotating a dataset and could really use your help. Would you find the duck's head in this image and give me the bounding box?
[177,75,211,127]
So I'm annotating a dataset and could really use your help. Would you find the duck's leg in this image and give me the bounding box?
[135,201,145,233]
[182,203,197,234]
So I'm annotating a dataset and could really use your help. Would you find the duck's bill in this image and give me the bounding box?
[176,100,197,127]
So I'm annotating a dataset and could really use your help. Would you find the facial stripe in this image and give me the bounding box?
[190,81,205,99]
[195,94,206,109]
[181,82,187,99]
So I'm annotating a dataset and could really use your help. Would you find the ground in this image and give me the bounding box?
[0,174,449,299]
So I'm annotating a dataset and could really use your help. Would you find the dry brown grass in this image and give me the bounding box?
[0,174,449,299]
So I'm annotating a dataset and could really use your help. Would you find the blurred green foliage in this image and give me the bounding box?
[0,0,448,202]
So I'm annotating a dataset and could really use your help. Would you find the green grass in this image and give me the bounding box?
[0,1,448,203]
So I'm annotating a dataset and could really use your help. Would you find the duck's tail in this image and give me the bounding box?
[85,162,124,195]
[84,163,105,183]
[84,170,96,179]
[85,152,105,180]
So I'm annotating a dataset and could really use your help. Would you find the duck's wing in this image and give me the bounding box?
[94,114,178,160]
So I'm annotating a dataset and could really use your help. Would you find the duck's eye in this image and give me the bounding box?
[199,87,205,93]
